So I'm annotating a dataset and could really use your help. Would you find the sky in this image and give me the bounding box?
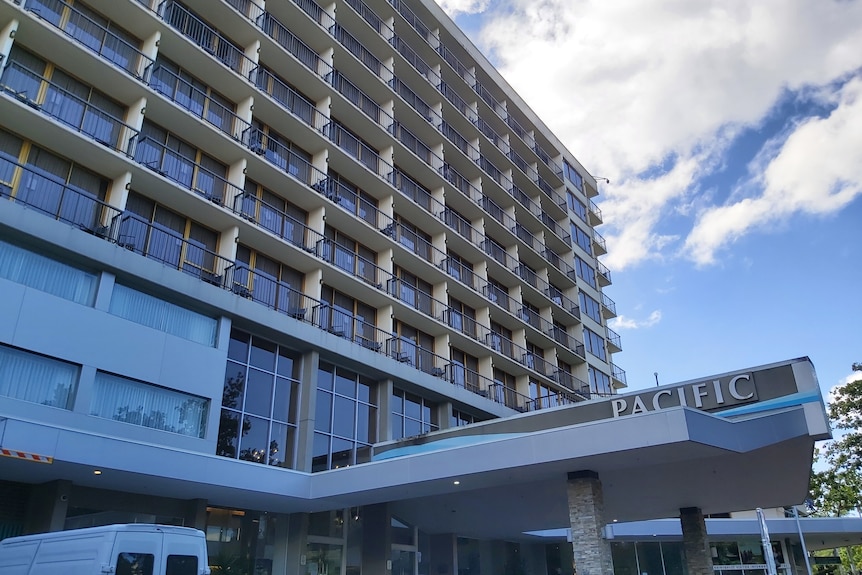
[436,0,862,409]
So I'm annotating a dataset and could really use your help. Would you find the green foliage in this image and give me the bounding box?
[810,363,862,517]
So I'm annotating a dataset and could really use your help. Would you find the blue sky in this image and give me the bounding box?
[437,0,862,400]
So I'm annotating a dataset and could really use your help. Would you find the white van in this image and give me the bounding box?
[0,523,211,575]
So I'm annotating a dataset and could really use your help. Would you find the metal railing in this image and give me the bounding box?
[386,278,442,318]
[445,363,488,396]
[330,71,394,131]
[441,208,481,244]
[596,259,612,285]
[537,175,566,209]
[554,370,591,396]
[289,0,335,28]
[113,211,234,281]
[544,248,574,277]
[519,306,554,334]
[443,163,479,200]
[26,0,154,82]
[315,239,390,289]
[231,191,324,251]
[438,256,479,292]
[483,283,514,315]
[611,363,627,386]
[441,122,480,163]
[1,61,138,154]
[384,221,445,266]
[546,288,581,320]
[329,24,389,81]
[312,303,389,352]
[253,67,327,131]
[477,117,505,150]
[257,13,331,78]
[385,338,448,377]
[162,1,255,78]
[343,0,393,39]
[325,122,390,179]
[480,156,513,193]
[606,326,622,351]
[439,81,473,120]
[390,36,440,87]
[601,292,617,317]
[317,176,389,229]
[0,157,123,236]
[224,0,265,22]
[437,42,473,84]
[242,127,327,190]
[390,77,439,124]
[487,383,531,412]
[388,0,432,42]
[593,230,607,254]
[150,63,250,140]
[390,122,443,172]
[538,210,571,244]
[227,264,317,321]
[130,135,239,205]
[589,198,603,223]
[390,168,441,214]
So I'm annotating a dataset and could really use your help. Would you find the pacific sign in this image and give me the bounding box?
[611,373,758,418]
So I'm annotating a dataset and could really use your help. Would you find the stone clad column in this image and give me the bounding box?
[566,471,613,575]
[680,507,714,575]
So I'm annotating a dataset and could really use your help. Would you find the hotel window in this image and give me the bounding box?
[327,171,378,226]
[485,277,510,309]
[446,297,477,339]
[584,327,607,361]
[517,261,538,289]
[524,341,545,373]
[579,291,602,323]
[393,167,434,211]
[1,46,127,148]
[234,245,305,314]
[571,222,593,254]
[393,215,433,263]
[443,205,474,241]
[254,64,317,126]
[322,227,379,286]
[110,284,218,346]
[520,301,542,331]
[217,329,300,467]
[392,267,433,315]
[240,179,308,247]
[574,255,597,289]
[530,380,562,410]
[483,236,508,266]
[589,366,612,396]
[0,237,98,305]
[444,251,474,287]
[563,160,583,190]
[491,367,518,408]
[450,348,479,391]
[0,128,110,230]
[392,389,438,440]
[119,191,219,277]
[391,321,435,368]
[320,285,377,346]
[248,121,313,183]
[488,322,513,358]
[0,344,78,409]
[150,56,237,136]
[328,119,381,173]
[134,121,229,202]
[567,189,588,222]
[23,0,143,76]
[451,408,476,427]
[91,371,209,438]
[313,362,377,471]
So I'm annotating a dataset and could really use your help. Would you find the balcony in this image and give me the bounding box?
[386,278,441,318]
[596,259,612,286]
[533,143,562,177]
[223,0,265,22]
[544,248,574,277]
[1,61,138,154]
[162,2,256,79]
[439,81,473,121]
[527,390,585,411]
[518,307,553,334]
[445,363,489,396]
[312,303,386,350]
[317,177,389,229]
[513,224,536,251]
[593,230,607,256]
[443,164,479,201]
[545,288,581,323]
[536,175,566,210]
[331,71,394,131]
[437,42,473,85]
[390,168,443,215]
[325,122,391,180]
[479,156,513,193]
[254,67,328,131]
[554,370,591,397]
[441,122,480,164]
[330,23,390,82]
[390,77,439,124]
[389,0,432,43]
[537,210,571,244]
[288,0,335,28]
[390,35,440,87]
[232,191,324,252]
[385,337,449,377]
[522,352,554,378]
[130,135,240,205]
[384,221,446,267]
[315,239,390,289]
[243,127,327,189]
[485,331,523,363]
[228,264,317,320]
[390,122,443,173]
[438,256,479,292]
[601,292,617,319]
[443,308,479,341]
[343,0,393,40]
[25,0,155,82]
[442,208,481,244]
[611,363,628,388]
[0,156,122,237]
[476,117,505,150]
[487,383,531,412]
[150,63,252,141]
[589,198,603,225]
[483,283,514,314]
[606,326,622,353]
[258,13,332,78]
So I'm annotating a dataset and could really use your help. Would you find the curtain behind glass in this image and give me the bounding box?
[0,344,78,408]
[109,284,217,346]
[0,239,97,304]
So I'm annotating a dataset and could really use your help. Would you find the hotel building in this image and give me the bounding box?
[0,0,830,574]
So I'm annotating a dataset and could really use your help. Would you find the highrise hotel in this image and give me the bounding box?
[1,0,630,571]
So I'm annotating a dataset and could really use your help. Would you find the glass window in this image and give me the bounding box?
[571,222,592,254]
[116,552,154,575]
[109,284,218,346]
[584,328,606,361]
[91,371,209,438]
[579,291,602,323]
[391,389,438,440]
[574,255,597,289]
[166,555,198,575]
[0,344,79,409]
[563,160,583,190]
[0,238,98,305]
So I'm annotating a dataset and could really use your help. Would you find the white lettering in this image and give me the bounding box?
[652,390,673,410]
[612,398,627,418]
[631,396,648,415]
[713,379,725,404]
[729,374,754,400]
[693,383,709,408]
[677,386,687,407]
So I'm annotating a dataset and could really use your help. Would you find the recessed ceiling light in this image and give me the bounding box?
[93,470,102,475]
[453,480,460,485]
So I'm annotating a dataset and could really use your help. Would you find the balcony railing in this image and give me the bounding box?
[441,122,480,164]
[533,143,562,176]
[325,122,390,179]
[475,81,504,115]
[537,176,566,209]
[390,77,439,124]
[344,0,393,39]
[487,383,530,412]
[476,117,505,150]
[437,42,472,84]
[538,211,570,244]
[0,61,138,154]
[441,208,481,245]
[232,191,324,251]
[442,308,479,341]
[330,24,389,81]
[480,157,513,193]
[318,177,389,229]
[439,81,473,120]
[384,221,445,266]
[527,390,585,411]
[258,13,331,78]
[386,338,448,377]
[445,363,488,396]
[150,63,251,140]
[315,239,389,289]
[546,288,581,320]
[162,2,256,79]
[390,122,443,172]
[438,256,479,292]
[596,259,612,285]
[544,248,574,277]
[606,326,622,351]
[611,363,627,386]
[330,71,394,131]
[523,352,554,378]
[593,230,607,255]
[513,224,536,250]
[0,156,122,236]
[228,264,316,321]
[130,135,240,205]
[289,0,335,28]
[483,283,514,315]
[388,0,432,43]
[519,307,553,334]
[224,0,265,22]
[26,0,154,82]
[312,303,389,352]
[253,67,327,131]
[243,127,326,189]
[390,168,442,214]
[589,198,603,224]
[386,278,442,318]
[114,212,234,282]
[554,370,591,397]
[443,164,479,201]
[601,292,617,317]
[390,36,440,87]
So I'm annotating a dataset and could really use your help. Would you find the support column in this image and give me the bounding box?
[24,480,71,534]
[566,470,613,575]
[361,503,391,575]
[680,507,714,575]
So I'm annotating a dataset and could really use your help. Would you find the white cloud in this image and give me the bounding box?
[684,77,862,265]
[435,0,490,17]
[461,0,862,269]
[610,310,662,330]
